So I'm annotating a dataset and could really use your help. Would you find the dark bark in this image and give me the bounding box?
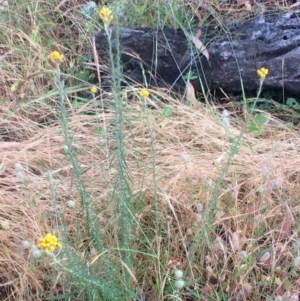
[95,10,300,96]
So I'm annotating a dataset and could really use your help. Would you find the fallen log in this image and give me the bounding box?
[95,10,300,97]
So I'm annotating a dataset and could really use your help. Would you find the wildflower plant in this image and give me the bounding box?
[97,5,136,296]
[47,23,132,298]
[189,67,270,269]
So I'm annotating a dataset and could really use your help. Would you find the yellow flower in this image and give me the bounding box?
[90,86,98,94]
[139,88,150,98]
[50,51,64,64]
[257,67,269,79]
[38,233,62,253]
[99,6,113,25]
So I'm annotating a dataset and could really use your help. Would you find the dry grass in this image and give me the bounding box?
[1,88,300,300]
[1,0,300,300]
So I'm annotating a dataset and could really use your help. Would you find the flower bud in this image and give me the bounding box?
[67,200,76,208]
[16,171,24,182]
[22,241,31,249]
[32,247,43,258]
[294,256,300,267]
[174,270,183,280]
[1,220,10,230]
[174,280,185,289]
[15,162,23,172]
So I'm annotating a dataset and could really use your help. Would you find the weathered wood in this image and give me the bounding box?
[95,10,300,96]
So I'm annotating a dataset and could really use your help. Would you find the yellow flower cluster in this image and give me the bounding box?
[90,86,98,94]
[99,6,113,25]
[139,88,150,98]
[50,51,64,64]
[38,233,62,253]
[257,67,269,79]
